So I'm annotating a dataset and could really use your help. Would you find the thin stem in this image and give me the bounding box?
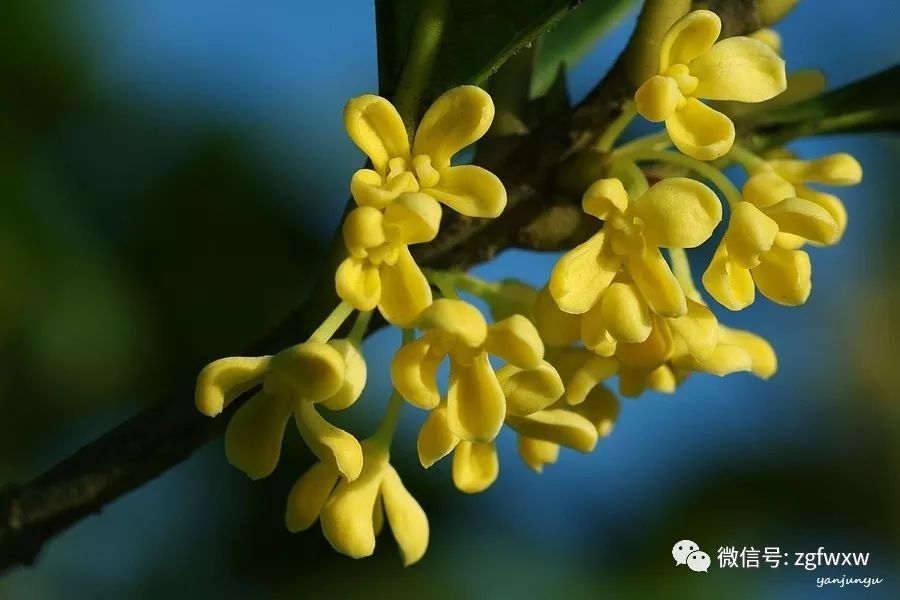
[612,131,670,156]
[423,268,458,299]
[668,248,701,301]
[370,328,414,449]
[611,159,650,197]
[308,301,355,343]
[371,391,405,448]
[347,310,373,345]
[449,271,501,298]
[596,101,637,152]
[617,149,742,206]
[727,143,767,173]
[392,0,448,128]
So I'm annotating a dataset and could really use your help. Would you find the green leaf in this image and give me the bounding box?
[531,0,638,98]
[376,0,578,118]
[739,64,900,150]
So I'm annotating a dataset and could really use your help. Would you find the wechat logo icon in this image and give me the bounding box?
[673,539,711,573]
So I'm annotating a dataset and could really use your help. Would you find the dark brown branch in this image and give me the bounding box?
[0,0,765,573]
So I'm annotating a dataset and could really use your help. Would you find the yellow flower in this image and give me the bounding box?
[703,171,842,310]
[344,85,506,216]
[336,193,440,326]
[767,152,863,243]
[286,440,429,566]
[337,85,509,326]
[616,310,777,397]
[613,297,716,396]
[195,340,366,481]
[634,10,786,160]
[392,299,551,442]
[415,395,601,491]
[549,177,721,318]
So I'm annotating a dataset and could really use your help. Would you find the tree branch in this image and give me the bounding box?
[0,0,772,573]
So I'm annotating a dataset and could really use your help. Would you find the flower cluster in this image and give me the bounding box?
[193,7,862,566]
[336,86,506,326]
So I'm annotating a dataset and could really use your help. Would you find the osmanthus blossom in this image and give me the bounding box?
[414,389,603,493]
[702,169,846,310]
[392,298,558,443]
[549,177,721,319]
[614,306,778,397]
[336,86,508,326]
[634,10,787,160]
[285,439,429,566]
[195,340,366,481]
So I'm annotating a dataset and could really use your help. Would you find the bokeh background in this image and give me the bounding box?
[1,1,898,598]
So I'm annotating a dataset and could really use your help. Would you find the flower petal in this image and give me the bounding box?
[667,299,718,360]
[615,315,674,369]
[426,165,506,218]
[752,246,811,306]
[417,298,487,348]
[295,401,364,481]
[582,178,629,219]
[225,391,293,480]
[797,185,847,242]
[383,193,443,245]
[497,361,564,416]
[380,465,430,566]
[724,201,779,268]
[689,344,753,376]
[666,98,735,160]
[571,385,620,437]
[336,256,381,311]
[625,246,686,317]
[702,243,756,310]
[533,286,581,347]
[343,207,386,256]
[285,462,340,532]
[597,281,652,344]
[195,356,271,417]
[447,352,506,442]
[506,409,598,453]
[452,441,499,494]
[266,341,346,402]
[742,171,795,209]
[391,334,444,410]
[549,230,622,314]
[319,340,367,411]
[416,404,459,468]
[485,315,544,369]
[562,354,618,406]
[659,10,722,71]
[580,301,617,355]
[413,85,494,168]
[719,325,778,379]
[635,75,682,122]
[344,95,410,174]
[350,168,418,209]
[769,153,862,186]
[517,436,559,473]
[634,178,722,248]
[378,245,433,327]
[764,198,839,245]
[691,37,786,102]
[320,448,387,559]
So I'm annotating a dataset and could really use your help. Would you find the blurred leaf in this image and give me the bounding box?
[740,64,900,149]
[531,0,637,97]
[376,0,577,107]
